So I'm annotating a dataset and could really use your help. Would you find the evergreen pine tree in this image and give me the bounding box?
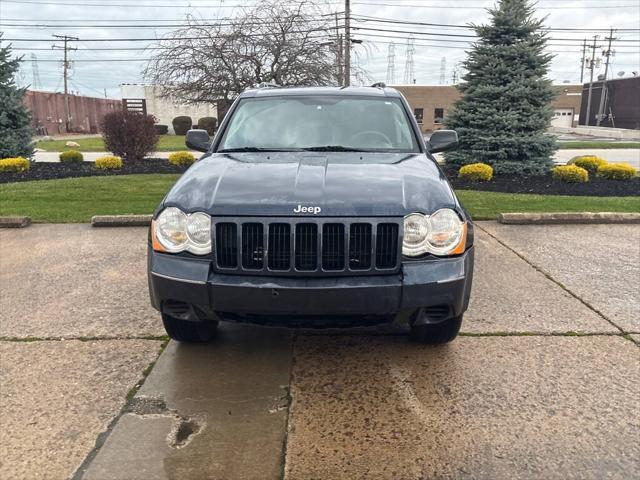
[0,34,34,159]
[445,0,556,175]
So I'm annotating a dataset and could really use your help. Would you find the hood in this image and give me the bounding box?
[162,152,457,217]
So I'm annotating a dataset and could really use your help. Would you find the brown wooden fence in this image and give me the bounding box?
[24,90,121,136]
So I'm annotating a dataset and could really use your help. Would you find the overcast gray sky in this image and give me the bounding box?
[2,0,639,98]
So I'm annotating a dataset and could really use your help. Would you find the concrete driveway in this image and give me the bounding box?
[1,223,638,479]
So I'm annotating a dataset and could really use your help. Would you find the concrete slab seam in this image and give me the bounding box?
[70,339,169,480]
[0,335,169,342]
[474,223,628,335]
[280,332,297,480]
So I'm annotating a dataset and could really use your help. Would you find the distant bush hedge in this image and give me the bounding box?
[172,116,193,136]
[597,162,637,180]
[95,155,123,170]
[101,111,158,163]
[154,124,169,135]
[0,156,30,173]
[552,164,589,183]
[197,117,217,135]
[569,155,607,174]
[59,150,84,163]
[168,151,196,167]
[458,163,493,182]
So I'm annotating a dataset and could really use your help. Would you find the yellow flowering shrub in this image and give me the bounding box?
[552,164,589,183]
[569,155,607,173]
[168,151,196,167]
[597,162,637,180]
[95,155,123,170]
[458,163,493,182]
[0,157,30,173]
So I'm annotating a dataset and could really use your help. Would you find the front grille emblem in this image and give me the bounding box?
[293,204,321,214]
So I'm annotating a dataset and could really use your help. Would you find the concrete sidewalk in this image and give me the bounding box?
[33,151,201,162]
[1,223,638,479]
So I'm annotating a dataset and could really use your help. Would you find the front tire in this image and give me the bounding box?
[409,315,462,344]
[162,314,218,343]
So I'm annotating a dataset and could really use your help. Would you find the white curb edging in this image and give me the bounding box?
[498,212,640,225]
[91,215,153,227]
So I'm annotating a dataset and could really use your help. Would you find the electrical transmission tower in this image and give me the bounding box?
[439,57,447,84]
[403,35,415,84]
[52,34,78,133]
[386,42,396,85]
[30,54,42,90]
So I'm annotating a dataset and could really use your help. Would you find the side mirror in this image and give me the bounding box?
[185,129,211,153]
[427,130,458,153]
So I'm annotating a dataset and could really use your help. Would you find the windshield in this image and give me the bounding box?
[217,95,420,153]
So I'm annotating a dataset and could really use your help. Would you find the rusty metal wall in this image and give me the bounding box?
[24,90,121,135]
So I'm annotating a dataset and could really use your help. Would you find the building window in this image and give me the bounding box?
[414,108,424,123]
[434,108,444,124]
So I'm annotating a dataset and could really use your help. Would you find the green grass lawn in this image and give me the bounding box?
[0,174,638,223]
[558,141,640,149]
[35,135,188,152]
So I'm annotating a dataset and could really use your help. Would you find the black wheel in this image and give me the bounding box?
[161,314,218,343]
[409,315,463,344]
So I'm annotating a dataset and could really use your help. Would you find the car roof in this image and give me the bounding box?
[239,85,403,98]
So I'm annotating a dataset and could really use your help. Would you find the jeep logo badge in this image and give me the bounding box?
[293,205,321,214]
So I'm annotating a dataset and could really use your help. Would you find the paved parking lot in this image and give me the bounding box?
[1,223,638,479]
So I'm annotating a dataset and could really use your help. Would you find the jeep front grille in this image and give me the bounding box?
[213,218,402,276]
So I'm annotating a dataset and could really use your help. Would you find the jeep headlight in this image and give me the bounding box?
[152,207,212,255]
[403,209,466,257]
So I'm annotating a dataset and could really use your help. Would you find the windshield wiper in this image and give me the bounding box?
[302,145,368,152]
[218,147,303,153]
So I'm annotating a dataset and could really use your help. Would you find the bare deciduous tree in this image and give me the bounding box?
[144,1,341,116]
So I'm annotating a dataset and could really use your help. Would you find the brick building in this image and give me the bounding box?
[24,90,120,136]
[391,84,583,133]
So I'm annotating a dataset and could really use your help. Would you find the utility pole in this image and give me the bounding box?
[585,35,600,126]
[344,0,351,86]
[579,38,587,83]
[596,28,616,127]
[52,34,78,133]
[335,12,343,86]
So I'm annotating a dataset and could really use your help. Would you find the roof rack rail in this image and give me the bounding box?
[256,82,280,89]
[371,82,387,88]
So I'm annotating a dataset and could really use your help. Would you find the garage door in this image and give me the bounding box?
[552,108,574,128]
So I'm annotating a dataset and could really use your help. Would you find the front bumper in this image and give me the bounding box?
[148,246,474,325]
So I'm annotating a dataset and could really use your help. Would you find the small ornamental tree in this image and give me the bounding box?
[445,0,556,175]
[101,110,158,162]
[0,34,33,159]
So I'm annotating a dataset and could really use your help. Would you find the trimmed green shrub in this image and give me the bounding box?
[569,155,607,173]
[168,151,196,167]
[0,156,30,172]
[597,162,637,180]
[197,117,218,135]
[458,163,493,182]
[154,124,169,135]
[95,155,123,170]
[172,116,193,136]
[59,150,84,163]
[552,165,588,183]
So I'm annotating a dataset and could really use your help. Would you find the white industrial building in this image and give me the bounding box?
[120,84,217,134]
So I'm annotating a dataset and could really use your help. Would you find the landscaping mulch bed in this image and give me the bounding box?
[445,168,640,197]
[0,159,188,184]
